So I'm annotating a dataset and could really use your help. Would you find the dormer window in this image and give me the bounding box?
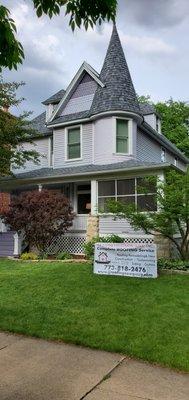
[66,126,81,160]
[116,119,129,154]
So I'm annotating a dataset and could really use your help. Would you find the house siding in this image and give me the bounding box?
[12,138,49,173]
[99,216,144,235]
[0,232,15,257]
[53,122,93,168]
[94,117,137,165]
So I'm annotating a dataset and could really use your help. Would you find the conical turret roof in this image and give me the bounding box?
[90,24,140,115]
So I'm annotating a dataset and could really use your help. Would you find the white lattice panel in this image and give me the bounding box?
[122,236,154,244]
[47,235,86,255]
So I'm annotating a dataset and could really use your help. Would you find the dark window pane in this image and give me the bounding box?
[117,196,135,206]
[68,143,80,159]
[98,181,115,196]
[117,179,135,195]
[77,185,91,191]
[98,197,115,212]
[116,120,129,153]
[78,193,91,214]
[68,128,80,144]
[137,195,157,211]
[137,177,157,194]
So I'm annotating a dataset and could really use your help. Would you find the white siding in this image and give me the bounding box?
[94,117,137,165]
[143,114,156,130]
[12,138,49,173]
[99,216,144,235]
[53,123,93,168]
[137,130,161,162]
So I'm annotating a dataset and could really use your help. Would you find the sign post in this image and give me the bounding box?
[94,242,157,278]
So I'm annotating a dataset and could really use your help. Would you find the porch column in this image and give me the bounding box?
[86,180,99,241]
[13,232,22,257]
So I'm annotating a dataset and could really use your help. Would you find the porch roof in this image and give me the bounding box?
[2,161,172,187]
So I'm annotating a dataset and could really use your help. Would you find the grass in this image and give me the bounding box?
[0,260,188,372]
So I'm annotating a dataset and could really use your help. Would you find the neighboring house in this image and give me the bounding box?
[0,25,188,257]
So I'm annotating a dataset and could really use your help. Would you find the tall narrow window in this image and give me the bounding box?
[116,119,129,153]
[67,127,81,160]
[49,137,53,167]
[161,148,166,162]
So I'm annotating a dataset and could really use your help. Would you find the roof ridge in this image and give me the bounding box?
[90,24,140,116]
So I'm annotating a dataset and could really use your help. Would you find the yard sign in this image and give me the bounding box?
[94,242,157,278]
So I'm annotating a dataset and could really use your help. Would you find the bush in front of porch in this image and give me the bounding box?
[0,189,75,257]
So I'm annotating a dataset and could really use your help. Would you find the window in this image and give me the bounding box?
[174,157,178,166]
[161,148,166,162]
[67,127,81,160]
[116,119,129,153]
[98,177,157,212]
[49,137,54,167]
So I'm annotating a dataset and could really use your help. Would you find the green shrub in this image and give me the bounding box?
[158,258,189,271]
[20,252,38,260]
[56,252,72,260]
[84,234,124,259]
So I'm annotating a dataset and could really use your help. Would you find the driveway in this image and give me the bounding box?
[0,332,188,400]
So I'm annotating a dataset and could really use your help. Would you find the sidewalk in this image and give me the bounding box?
[0,332,188,400]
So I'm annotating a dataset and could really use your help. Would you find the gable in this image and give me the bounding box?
[61,73,98,116]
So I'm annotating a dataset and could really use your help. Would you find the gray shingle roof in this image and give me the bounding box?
[48,111,90,126]
[90,24,140,116]
[11,160,169,181]
[30,112,52,136]
[42,89,65,105]
[139,103,156,115]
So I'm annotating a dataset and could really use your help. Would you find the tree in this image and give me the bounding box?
[155,99,189,158]
[0,189,75,255]
[107,170,189,261]
[138,95,189,158]
[0,77,40,176]
[0,1,117,71]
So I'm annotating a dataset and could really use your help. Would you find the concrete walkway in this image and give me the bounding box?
[0,332,188,400]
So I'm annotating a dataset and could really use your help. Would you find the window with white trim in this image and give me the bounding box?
[161,148,166,162]
[116,119,129,153]
[67,126,81,159]
[98,177,157,212]
[49,137,54,167]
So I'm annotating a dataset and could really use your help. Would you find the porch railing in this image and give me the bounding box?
[70,215,88,232]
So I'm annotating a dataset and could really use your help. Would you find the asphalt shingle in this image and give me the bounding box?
[90,24,140,116]
[42,89,65,105]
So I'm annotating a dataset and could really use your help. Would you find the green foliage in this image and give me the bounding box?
[0,1,116,70]
[158,258,189,271]
[84,234,124,259]
[1,190,74,254]
[20,252,38,260]
[0,77,40,176]
[0,6,24,71]
[155,99,189,158]
[56,251,72,260]
[107,170,189,261]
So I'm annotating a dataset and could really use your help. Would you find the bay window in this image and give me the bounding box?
[67,126,81,160]
[98,177,157,212]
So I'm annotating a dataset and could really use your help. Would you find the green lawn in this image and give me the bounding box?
[0,260,188,372]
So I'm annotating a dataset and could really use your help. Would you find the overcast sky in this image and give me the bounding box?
[3,0,189,117]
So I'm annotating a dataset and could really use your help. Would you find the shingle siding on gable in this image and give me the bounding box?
[12,138,49,173]
[53,123,93,168]
[61,75,97,116]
